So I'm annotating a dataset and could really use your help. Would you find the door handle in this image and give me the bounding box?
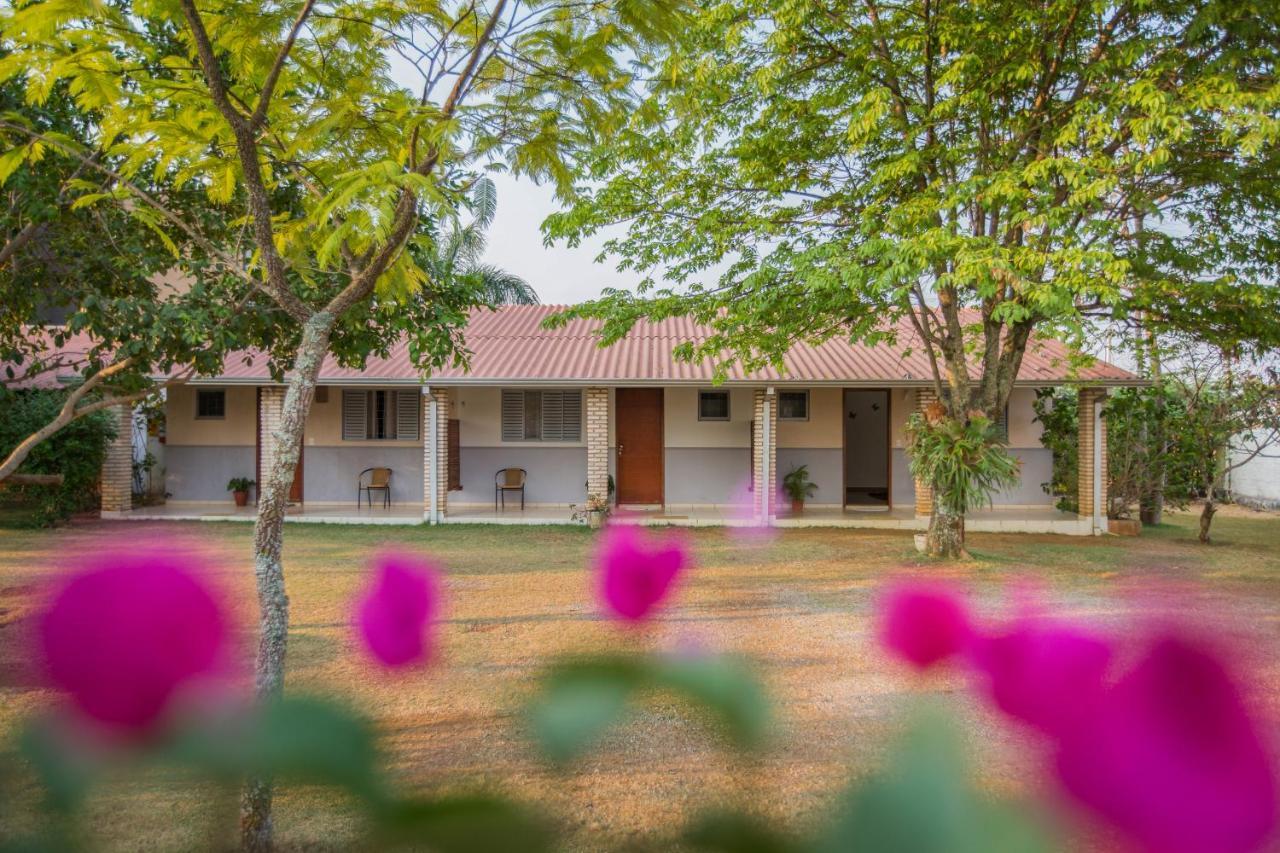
[617,444,624,455]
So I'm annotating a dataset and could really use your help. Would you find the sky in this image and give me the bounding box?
[479,173,641,305]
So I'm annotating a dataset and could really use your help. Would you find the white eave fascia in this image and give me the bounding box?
[172,375,1144,388]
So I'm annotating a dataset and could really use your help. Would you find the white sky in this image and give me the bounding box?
[480,173,640,305]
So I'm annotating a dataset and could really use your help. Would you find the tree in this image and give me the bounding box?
[416,177,539,306]
[0,78,256,487]
[2,0,681,846]
[544,0,1280,557]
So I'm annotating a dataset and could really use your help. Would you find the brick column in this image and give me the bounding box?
[100,404,133,516]
[258,386,286,503]
[913,388,937,517]
[1077,387,1108,533]
[585,387,610,503]
[752,389,778,522]
[423,388,450,522]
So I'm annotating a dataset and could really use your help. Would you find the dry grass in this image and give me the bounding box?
[2,508,1279,850]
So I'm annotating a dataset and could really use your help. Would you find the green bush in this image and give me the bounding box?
[0,389,117,526]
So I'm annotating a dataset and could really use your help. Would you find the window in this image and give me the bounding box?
[698,390,730,421]
[341,389,420,441]
[195,389,225,419]
[779,390,809,421]
[502,390,582,441]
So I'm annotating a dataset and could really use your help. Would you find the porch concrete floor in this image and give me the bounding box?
[118,501,1091,534]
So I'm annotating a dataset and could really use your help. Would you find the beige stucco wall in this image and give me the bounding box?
[166,385,256,446]
[663,387,753,448]
[777,387,842,448]
[1007,388,1044,448]
[453,386,602,447]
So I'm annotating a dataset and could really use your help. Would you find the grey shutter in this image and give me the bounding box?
[542,391,564,441]
[501,390,525,441]
[995,405,1009,442]
[342,390,368,441]
[562,391,582,441]
[395,390,420,441]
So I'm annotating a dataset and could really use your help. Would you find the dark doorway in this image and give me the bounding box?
[843,389,889,509]
[615,388,664,505]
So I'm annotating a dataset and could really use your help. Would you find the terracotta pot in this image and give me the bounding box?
[233,490,249,507]
[791,499,804,515]
[1108,518,1141,536]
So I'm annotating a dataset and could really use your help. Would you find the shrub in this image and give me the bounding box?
[0,389,116,526]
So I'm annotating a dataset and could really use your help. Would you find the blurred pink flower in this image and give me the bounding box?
[1055,634,1275,853]
[355,551,442,668]
[879,581,973,670]
[970,620,1112,737]
[37,546,230,732]
[597,524,688,621]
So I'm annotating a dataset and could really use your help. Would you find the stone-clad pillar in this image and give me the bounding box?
[423,388,450,523]
[752,388,778,523]
[100,404,134,516]
[1077,387,1108,534]
[913,389,937,517]
[585,388,610,502]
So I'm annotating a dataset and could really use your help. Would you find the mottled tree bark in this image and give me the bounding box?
[239,314,334,852]
[1199,494,1217,544]
[928,504,968,559]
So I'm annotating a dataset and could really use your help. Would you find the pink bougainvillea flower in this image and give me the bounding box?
[355,551,442,668]
[1055,633,1275,853]
[969,620,1112,737]
[878,580,973,670]
[597,524,688,621]
[37,545,231,732]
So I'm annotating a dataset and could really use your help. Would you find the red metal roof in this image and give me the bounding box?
[203,305,1137,386]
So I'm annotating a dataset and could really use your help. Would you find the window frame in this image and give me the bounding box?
[194,388,226,420]
[340,389,419,442]
[778,390,810,422]
[501,389,583,443]
[697,389,731,422]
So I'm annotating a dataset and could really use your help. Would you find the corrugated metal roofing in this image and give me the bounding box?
[203,305,1138,386]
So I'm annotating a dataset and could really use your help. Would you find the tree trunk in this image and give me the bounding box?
[239,313,334,852]
[1198,497,1216,545]
[927,504,968,559]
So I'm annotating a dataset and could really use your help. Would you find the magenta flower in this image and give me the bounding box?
[878,580,973,670]
[969,620,1112,737]
[1055,634,1275,853]
[597,524,688,621]
[37,546,230,732]
[355,551,442,668]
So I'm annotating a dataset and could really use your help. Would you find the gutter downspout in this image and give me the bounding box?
[426,385,439,525]
[1093,395,1103,535]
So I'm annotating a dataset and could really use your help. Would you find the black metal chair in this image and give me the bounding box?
[357,467,392,509]
[494,467,527,511]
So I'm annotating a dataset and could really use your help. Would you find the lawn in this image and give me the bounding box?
[2,510,1279,850]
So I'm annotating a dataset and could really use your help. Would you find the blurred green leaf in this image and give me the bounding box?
[17,719,96,815]
[528,657,647,764]
[655,656,770,751]
[376,795,553,852]
[528,654,770,765]
[684,810,798,853]
[814,711,1054,853]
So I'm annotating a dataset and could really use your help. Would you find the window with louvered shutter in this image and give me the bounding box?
[502,390,525,441]
[395,390,419,441]
[342,390,367,441]
[560,391,582,441]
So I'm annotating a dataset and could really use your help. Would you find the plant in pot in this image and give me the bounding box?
[227,476,255,507]
[782,465,818,515]
[571,493,611,529]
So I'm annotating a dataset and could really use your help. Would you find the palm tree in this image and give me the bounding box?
[420,177,538,306]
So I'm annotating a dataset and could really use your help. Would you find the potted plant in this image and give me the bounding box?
[782,465,818,514]
[227,476,255,507]
[571,493,611,529]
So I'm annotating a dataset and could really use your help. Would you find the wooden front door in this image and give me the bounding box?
[256,388,304,504]
[615,388,664,505]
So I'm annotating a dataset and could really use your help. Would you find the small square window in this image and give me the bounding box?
[698,390,730,421]
[195,389,225,419]
[779,390,809,421]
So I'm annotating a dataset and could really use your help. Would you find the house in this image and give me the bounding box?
[101,305,1135,532]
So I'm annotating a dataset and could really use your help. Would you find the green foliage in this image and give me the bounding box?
[226,477,255,493]
[781,465,818,503]
[1031,389,1079,511]
[905,413,1021,516]
[527,653,769,765]
[0,388,113,525]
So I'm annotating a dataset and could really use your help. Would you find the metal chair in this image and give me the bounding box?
[494,467,527,511]
[357,467,392,509]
